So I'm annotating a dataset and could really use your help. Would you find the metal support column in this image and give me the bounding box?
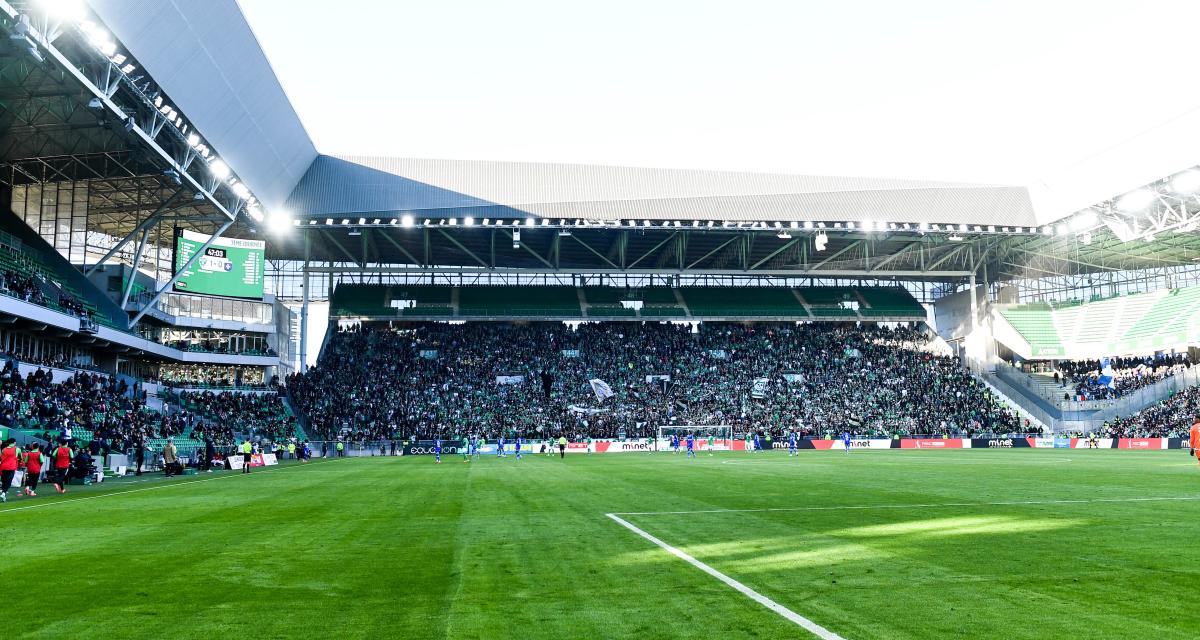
[300,235,310,373]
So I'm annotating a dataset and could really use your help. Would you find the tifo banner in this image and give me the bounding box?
[967,438,1030,449]
[900,438,965,449]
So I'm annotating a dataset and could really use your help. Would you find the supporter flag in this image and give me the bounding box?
[751,377,769,399]
[590,379,615,402]
[1097,358,1116,389]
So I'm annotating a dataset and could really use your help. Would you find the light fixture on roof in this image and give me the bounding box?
[1117,189,1156,212]
[1171,169,1200,194]
[37,0,89,22]
[542,219,550,226]
[245,205,263,223]
[1056,224,1069,236]
[803,221,812,230]
[208,159,230,180]
[325,218,333,225]
[1070,210,1098,231]
[987,225,995,233]
[1081,232,1093,245]
[776,231,792,239]
[464,217,475,227]
[267,208,292,234]
[401,214,414,227]
[526,217,535,226]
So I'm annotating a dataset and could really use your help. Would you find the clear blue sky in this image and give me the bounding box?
[238,0,1200,187]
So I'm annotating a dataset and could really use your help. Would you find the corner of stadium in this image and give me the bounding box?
[2,1,1200,638]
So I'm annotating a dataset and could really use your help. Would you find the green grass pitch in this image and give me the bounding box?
[3,449,1199,639]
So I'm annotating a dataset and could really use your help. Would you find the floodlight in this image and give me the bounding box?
[340,219,350,225]
[448,218,457,226]
[1071,210,1097,231]
[541,219,550,226]
[464,217,475,227]
[918,222,928,231]
[959,224,968,232]
[987,225,995,233]
[120,64,136,74]
[358,218,366,225]
[1172,170,1200,194]
[325,218,333,225]
[526,217,535,226]
[37,0,88,22]
[1117,189,1156,212]
[803,221,813,229]
[186,133,200,147]
[208,159,230,180]
[1056,224,1069,235]
[246,205,263,223]
[267,209,292,234]
[231,183,250,199]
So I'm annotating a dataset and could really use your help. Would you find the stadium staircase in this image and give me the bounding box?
[330,284,925,321]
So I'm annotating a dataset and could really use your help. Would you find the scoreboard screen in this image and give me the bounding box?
[172,229,265,300]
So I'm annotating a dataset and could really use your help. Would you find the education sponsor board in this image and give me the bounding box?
[811,439,893,450]
[967,438,1031,449]
[403,440,466,456]
[1070,438,1115,449]
[1117,438,1166,450]
[900,438,965,449]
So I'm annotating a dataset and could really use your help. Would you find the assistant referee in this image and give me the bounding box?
[557,435,567,459]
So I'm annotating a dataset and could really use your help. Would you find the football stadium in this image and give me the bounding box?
[3,1,1200,638]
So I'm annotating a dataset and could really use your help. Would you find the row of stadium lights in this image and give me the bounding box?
[32,0,290,232]
[302,216,1070,237]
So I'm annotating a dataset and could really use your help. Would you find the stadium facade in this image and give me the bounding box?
[3,0,1200,437]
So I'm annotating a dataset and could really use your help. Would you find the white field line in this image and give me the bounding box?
[0,459,332,516]
[606,512,846,640]
[613,494,1200,517]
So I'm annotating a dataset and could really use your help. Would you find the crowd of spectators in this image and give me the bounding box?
[158,364,267,388]
[1058,353,1191,400]
[179,390,296,442]
[1,271,47,306]
[287,322,1025,442]
[0,361,195,453]
[57,292,88,318]
[1096,386,1200,438]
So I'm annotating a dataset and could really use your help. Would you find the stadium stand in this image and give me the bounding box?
[998,287,1200,357]
[287,322,1023,442]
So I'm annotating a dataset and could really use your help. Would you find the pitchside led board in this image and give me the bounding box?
[172,229,265,300]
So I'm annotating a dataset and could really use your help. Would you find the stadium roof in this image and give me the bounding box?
[285,155,1038,228]
[88,0,317,212]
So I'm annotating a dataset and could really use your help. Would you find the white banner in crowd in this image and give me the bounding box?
[751,377,769,398]
[496,375,525,385]
[590,379,615,402]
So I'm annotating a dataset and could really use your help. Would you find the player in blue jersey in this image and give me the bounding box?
[515,437,523,460]
[434,437,442,464]
[788,430,798,456]
[670,435,678,454]
[843,431,851,454]
[685,432,696,459]
[753,432,761,453]
[497,436,505,458]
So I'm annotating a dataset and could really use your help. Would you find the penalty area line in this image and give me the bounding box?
[606,512,846,640]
